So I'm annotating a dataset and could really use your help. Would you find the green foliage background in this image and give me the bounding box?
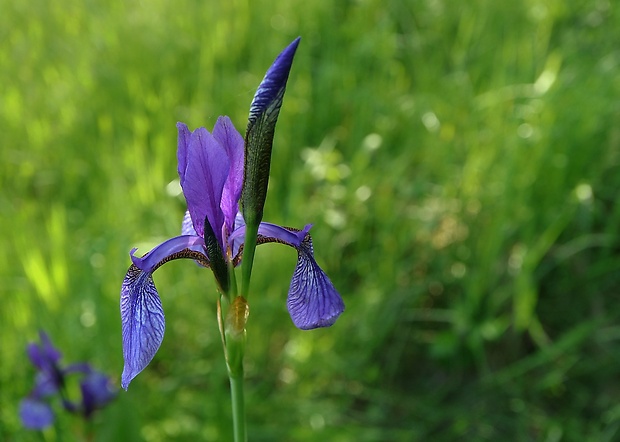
[2,0,620,440]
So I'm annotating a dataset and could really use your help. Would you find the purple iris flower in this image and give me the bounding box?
[19,331,117,430]
[120,117,344,389]
[120,39,344,390]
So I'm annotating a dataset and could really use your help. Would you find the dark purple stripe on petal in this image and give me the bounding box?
[287,236,344,330]
[120,264,165,390]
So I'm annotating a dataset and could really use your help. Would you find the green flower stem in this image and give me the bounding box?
[228,365,246,442]
[241,221,259,298]
[228,260,238,298]
[224,296,249,442]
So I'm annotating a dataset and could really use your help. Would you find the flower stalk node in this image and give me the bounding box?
[226,296,249,339]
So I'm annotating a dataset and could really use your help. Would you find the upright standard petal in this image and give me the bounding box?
[287,235,345,330]
[213,116,244,232]
[120,265,165,390]
[182,127,230,246]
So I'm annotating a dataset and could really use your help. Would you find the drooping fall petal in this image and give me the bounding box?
[287,235,345,329]
[230,220,344,329]
[121,265,166,390]
[120,265,165,390]
[121,236,211,389]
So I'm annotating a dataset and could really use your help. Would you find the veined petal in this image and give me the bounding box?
[213,116,244,232]
[120,265,165,390]
[230,219,344,328]
[181,210,197,236]
[121,240,211,389]
[229,212,247,259]
[182,126,229,245]
[130,235,207,273]
[287,235,344,330]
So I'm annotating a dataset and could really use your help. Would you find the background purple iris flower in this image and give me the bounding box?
[19,331,117,430]
[120,116,344,389]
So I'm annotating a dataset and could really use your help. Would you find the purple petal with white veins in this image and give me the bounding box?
[130,235,206,273]
[229,212,246,259]
[181,210,197,236]
[213,116,244,232]
[19,398,55,430]
[182,127,229,245]
[287,236,345,330]
[120,265,165,390]
[121,239,211,388]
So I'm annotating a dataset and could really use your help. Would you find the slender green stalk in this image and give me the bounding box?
[228,260,238,298]
[240,222,258,298]
[228,369,246,442]
[224,295,249,442]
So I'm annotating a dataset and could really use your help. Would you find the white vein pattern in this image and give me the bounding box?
[120,265,165,389]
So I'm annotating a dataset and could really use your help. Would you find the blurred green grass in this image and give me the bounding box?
[2,0,620,440]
